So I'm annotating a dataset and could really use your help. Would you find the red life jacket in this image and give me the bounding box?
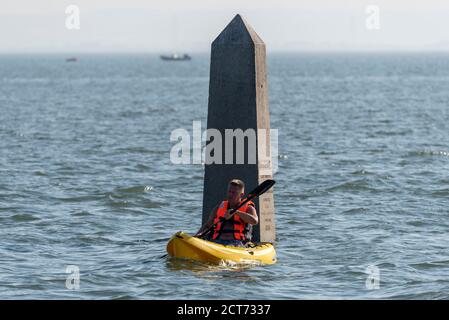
[212,200,254,241]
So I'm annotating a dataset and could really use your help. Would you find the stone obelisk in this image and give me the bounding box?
[202,14,275,243]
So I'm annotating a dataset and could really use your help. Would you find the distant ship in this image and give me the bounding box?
[66,57,78,62]
[160,53,191,61]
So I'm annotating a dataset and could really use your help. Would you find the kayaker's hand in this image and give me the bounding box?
[224,209,233,220]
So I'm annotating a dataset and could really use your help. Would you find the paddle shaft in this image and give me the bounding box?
[197,180,275,239]
[196,196,254,239]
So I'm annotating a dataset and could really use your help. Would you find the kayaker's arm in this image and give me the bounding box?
[225,205,258,225]
[195,205,218,236]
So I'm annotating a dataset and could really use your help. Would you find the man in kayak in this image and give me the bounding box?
[195,179,258,247]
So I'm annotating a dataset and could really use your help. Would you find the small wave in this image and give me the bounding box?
[118,110,145,118]
[326,179,375,192]
[32,133,51,141]
[388,291,449,300]
[141,200,165,209]
[365,148,386,154]
[135,164,150,171]
[111,294,136,300]
[115,146,152,154]
[52,194,104,203]
[341,207,368,214]
[2,77,51,84]
[106,183,165,210]
[137,238,169,244]
[410,261,449,270]
[114,185,153,195]
[165,257,262,273]
[350,169,370,175]
[71,211,92,217]
[69,234,112,245]
[431,188,449,197]
[373,129,413,136]
[408,150,449,157]
[373,262,397,269]
[221,260,262,271]
[108,195,130,207]
[10,214,40,222]
[106,195,165,209]
[317,150,338,156]
[406,220,427,227]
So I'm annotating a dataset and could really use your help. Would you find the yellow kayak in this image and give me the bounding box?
[166,231,276,265]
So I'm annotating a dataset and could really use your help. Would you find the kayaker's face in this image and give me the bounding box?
[227,185,244,204]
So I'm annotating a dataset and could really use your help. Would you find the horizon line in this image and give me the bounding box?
[1,49,449,55]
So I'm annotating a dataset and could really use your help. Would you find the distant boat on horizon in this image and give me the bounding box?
[66,57,78,62]
[160,53,191,61]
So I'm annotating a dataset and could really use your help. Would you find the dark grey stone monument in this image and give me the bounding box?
[202,14,275,243]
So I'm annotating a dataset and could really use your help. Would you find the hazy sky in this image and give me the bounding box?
[1,0,449,52]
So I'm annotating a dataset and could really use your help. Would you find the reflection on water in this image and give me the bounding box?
[165,257,262,281]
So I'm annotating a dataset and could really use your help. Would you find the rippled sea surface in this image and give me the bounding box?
[1,53,449,299]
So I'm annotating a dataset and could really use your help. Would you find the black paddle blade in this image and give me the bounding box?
[248,179,275,198]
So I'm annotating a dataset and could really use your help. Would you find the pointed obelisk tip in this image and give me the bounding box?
[213,13,264,45]
[230,13,247,29]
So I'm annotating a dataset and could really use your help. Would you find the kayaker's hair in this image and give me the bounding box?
[229,179,245,191]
